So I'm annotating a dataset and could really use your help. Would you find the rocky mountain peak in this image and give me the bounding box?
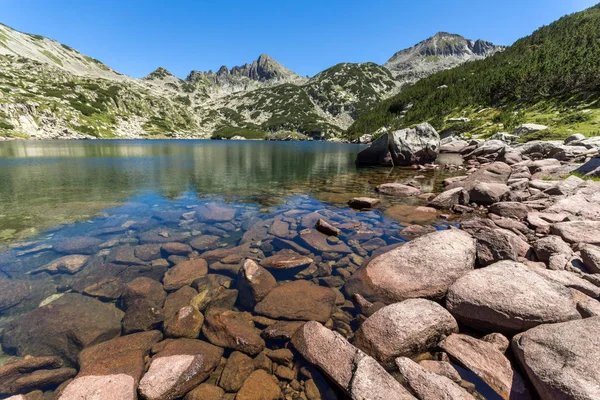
[384,32,505,85]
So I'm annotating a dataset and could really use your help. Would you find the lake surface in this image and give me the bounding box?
[0,140,479,399]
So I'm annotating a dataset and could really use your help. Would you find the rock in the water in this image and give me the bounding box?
[356,133,393,166]
[395,357,475,400]
[551,221,600,245]
[389,123,440,166]
[189,235,220,251]
[291,321,415,400]
[165,306,204,339]
[315,218,341,236]
[218,351,255,392]
[31,255,89,275]
[440,334,531,400]
[0,356,76,396]
[353,299,458,366]
[446,261,580,333]
[261,254,313,270]
[512,317,600,400]
[429,187,470,209]
[254,280,336,323]
[376,183,421,197]
[183,383,225,400]
[236,259,277,309]
[348,197,380,210]
[138,339,223,400]
[202,308,265,356]
[299,229,352,253]
[77,330,162,381]
[54,237,102,255]
[163,258,208,291]
[121,277,166,309]
[1,293,124,365]
[59,374,137,400]
[236,369,283,400]
[346,229,476,304]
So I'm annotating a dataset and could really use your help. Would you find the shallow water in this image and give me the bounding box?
[0,140,472,398]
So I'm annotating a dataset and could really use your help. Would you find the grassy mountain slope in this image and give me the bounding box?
[346,4,600,141]
[207,62,399,139]
[0,55,197,139]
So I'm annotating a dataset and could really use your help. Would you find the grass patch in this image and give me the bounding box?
[41,50,63,66]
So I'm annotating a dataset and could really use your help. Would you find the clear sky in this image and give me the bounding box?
[2,0,598,79]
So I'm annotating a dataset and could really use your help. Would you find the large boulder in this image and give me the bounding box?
[513,124,548,137]
[291,321,415,400]
[1,293,124,366]
[353,299,458,366]
[446,261,581,333]
[389,123,440,166]
[138,339,223,400]
[512,317,600,400]
[346,229,476,304]
[356,133,393,166]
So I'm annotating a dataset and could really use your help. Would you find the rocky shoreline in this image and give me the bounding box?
[1,125,600,399]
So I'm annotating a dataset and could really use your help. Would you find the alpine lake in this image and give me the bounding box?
[0,140,494,399]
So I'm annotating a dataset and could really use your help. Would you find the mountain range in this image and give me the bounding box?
[0,22,503,140]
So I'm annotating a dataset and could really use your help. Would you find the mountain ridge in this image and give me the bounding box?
[0,22,502,140]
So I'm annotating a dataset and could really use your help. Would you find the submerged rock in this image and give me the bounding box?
[346,229,476,304]
[202,308,265,356]
[236,369,283,400]
[1,293,124,365]
[254,280,336,323]
[31,254,89,275]
[163,258,208,291]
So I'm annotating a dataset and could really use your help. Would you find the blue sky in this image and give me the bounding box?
[2,0,598,78]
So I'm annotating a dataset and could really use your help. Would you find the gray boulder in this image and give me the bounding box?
[513,317,600,400]
[446,261,580,333]
[513,124,548,137]
[346,229,476,304]
[353,299,458,366]
[389,123,440,166]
